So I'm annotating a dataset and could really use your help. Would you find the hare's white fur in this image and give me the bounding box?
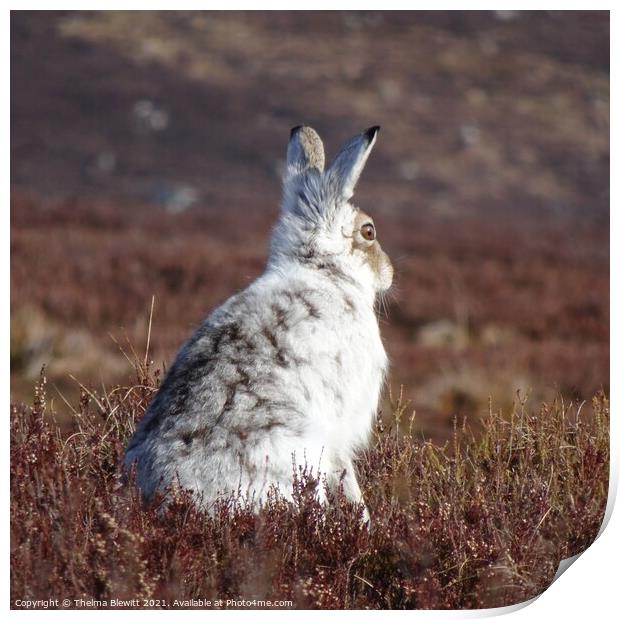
[124,126,392,517]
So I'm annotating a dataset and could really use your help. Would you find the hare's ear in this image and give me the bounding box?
[327,126,380,201]
[285,125,325,181]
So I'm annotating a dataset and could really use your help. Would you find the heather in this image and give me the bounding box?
[10,368,608,609]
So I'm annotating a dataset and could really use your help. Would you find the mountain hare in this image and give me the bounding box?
[124,126,393,518]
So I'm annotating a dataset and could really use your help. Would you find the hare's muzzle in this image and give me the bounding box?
[369,242,393,292]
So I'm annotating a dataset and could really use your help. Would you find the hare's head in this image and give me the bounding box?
[270,126,393,295]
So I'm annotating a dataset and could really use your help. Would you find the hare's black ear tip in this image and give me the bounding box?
[290,125,304,138]
[366,126,381,141]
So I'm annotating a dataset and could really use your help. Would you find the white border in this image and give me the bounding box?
[6,4,615,618]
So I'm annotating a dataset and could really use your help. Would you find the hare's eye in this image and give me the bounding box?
[361,223,376,241]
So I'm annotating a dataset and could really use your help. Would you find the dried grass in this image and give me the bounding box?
[10,366,609,609]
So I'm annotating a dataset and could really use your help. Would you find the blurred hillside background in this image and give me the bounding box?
[11,11,609,440]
